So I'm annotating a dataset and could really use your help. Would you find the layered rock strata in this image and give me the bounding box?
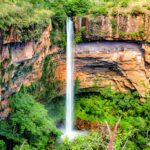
[1,14,150,119]
[55,42,150,100]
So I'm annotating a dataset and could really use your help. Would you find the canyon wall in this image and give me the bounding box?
[56,14,150,100]
[1,13,150,119]
[55,42,150,100]
[74,14,150,42]
[0,21,59,119]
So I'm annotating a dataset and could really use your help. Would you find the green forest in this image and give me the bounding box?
[0,0,150,150]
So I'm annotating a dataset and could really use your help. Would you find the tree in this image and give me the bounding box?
[64,0,91,16]
[0,91,60,150]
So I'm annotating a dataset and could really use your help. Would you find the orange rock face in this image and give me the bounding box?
[1,14,150,120]
[55,42,150,99]
[0,21,59,100]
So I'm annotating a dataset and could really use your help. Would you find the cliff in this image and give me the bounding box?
[0,21,59,118]
[74,14,150,42]
[56,14,150,100]
[1,13,150,118]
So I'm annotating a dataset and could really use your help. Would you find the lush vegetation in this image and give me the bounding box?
[75,87,150,149]
[1,0,149,42]
[0,0,91,42]
[0,89,60,150]
[46,86,150,149]
[1,0,150,149]
[57,132,106,150]
[0,0,52,41]
[90,0,149,16]
[26,54,60,102]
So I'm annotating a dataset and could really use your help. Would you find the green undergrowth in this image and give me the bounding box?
[75,87,150,149]
[56,132,105,150]
[90,0,150,17]
[0,89,60,150]
[26,54,60,102]
[46,96,65,124]
[46,86,150,149]
[0,0,52,41]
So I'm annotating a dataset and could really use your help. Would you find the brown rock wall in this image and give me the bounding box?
[74,14,150,42]
[55,42,150,99]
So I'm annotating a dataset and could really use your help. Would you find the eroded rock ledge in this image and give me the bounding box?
[55,41,150,100]
[1,14,150,119]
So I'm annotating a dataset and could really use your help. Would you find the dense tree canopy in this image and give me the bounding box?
[0,90,60,149]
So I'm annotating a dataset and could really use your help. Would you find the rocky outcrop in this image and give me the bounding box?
[0,21,59,102]
[1,14,150,119]
[55,41,150,100]
[74,14,150,42]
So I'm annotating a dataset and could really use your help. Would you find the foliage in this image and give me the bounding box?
[131,6,144,16]
[57,132,106,150]
[0,0,52,41]
[90,6,108,16]
[75,87,150,149]
[27,54,60,102]
[0,0,91,42]
[111,18,117,34]
[0,90,60,150]
[129,26,145,40]
[50,19,66,49]
[120,0,129,7]
[75,27,86,43]
[64,0,91,17]
[147,6,150,10]
[0,140,5,150]
[111,9,119,16]
[75,77,80,94]
[40,55,60,101]
[46,96,65,124]
[90,0,149,17]
[119,31,126,38]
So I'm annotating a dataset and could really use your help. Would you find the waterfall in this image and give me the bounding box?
[65,17,74,137]
[62,17,87,140]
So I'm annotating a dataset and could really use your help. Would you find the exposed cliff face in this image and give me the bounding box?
[1,14,150,118]
[55,42,150,100]
[55,14,150,100]
[0,21,60,119]
[74,14,150,42]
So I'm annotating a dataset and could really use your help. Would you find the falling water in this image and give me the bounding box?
[65,17,74,138]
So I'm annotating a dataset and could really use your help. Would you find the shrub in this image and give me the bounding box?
[75,27,86,43]
[111,9,118,16]
[0,140,5,150]
[64,0,91,17]
[111,18,117,34]
[0,91,60,149]
[131,6,144,16]
[75,87,150,149]
[120,0,129,7]
[147,6,150,10]
[91,6,108,16]
[0,1,51,41]
[57,132,105,150]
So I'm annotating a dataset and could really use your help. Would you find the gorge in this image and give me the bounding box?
[0,0,150,149]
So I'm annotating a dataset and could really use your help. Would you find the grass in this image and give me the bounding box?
[89,0,150,16]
